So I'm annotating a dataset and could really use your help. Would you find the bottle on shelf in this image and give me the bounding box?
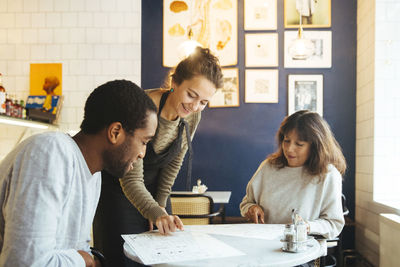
[0,73,6,114]
[20,99,26,119]
[5,94,12,117]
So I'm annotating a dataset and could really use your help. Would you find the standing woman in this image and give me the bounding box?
[93,47,223,267]
[240,110,346,240]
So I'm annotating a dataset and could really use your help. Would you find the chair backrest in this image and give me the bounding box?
[170,194,215,225]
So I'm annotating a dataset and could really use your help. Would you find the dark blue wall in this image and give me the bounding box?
[142,0,356,219]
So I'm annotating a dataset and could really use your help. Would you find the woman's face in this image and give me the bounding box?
[170,75,216,118]
[282,130,311,167]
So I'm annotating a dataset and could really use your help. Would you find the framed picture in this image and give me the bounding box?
[288,74,323,116]
[245,33,278,67]
[244,0,277,30]
[209,68,239,108]
[284,30,332,68]
[284,0,331,28]
[163,0,238,67]
[245,69,278,103]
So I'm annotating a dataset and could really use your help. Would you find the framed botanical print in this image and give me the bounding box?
[288,74,323,116]
[163,0,238,67]
[245,33,278,67]
[209,68,239,108]
[244,0,277,30]
[245,69,279,103]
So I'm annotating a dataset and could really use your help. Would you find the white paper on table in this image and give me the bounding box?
[184,224,285,240]
[122,231,244,265]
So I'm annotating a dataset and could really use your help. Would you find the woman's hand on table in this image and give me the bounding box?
[154,215,184,234]
[245,205,265,224]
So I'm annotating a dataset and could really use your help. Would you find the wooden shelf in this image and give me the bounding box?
[0,114,57,129]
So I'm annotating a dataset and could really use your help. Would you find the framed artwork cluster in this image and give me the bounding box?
[162,0,332,113]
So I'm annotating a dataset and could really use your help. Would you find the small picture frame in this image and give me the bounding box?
[284,30,332,68]
[288,74,323,116]
[244,0,277,30]
[245,33,278,67]
[284,0,331,28]
[209,68,239,108]
[245,69,279,103]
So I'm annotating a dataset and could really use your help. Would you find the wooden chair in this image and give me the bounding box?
[170,193,223,225]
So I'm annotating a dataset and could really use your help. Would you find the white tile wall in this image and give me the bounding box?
[0,0,142,160]
[357,0,400,266]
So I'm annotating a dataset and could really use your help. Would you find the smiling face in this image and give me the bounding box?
[103,111,157,177]
[168,75,217,118]
[282,130,311,168]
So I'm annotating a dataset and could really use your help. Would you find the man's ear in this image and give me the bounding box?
[107,122,124,144]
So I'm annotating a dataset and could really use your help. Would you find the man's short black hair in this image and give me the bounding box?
[80,80,157,134]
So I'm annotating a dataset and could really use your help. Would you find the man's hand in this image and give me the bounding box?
[245,205,265,224]
[155,215,184,235]
[78,250,101,267]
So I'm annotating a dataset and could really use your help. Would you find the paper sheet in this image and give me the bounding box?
[122,231,244,265]
[185,223,285,240]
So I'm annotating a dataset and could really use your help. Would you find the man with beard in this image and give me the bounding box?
[0,80,158,267]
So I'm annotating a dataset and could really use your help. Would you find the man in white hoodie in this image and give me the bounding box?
[0,80,158,267]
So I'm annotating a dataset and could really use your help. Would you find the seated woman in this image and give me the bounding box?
[240,110,346,239]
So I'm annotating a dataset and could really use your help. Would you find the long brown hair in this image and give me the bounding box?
[267,110,346,181]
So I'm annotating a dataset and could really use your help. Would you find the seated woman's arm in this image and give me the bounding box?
[307,166,345,239]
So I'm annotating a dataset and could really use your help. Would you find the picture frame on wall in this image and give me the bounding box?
[245,69,279,103]
[163,0,238,67]
[284,0,331,28]
[245,33,278,67]
[288,74,323,116]
[244,0,277,30]
[209,68,239,108]
[284,30,332,68]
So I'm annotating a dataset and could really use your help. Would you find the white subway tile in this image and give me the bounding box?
[78,13,93,27]
[85,0,101,12]
[62,75,77,91]
[131,28,140,43]
[101,60,117,75]
[87,60,102,75]
[100,0,116,12]
[22,29,38,44]
[86,28,102,44]
[76,76,94,92]
[0,13,16,28]
[7,0,23,12]
[109,13,124,27]
[15,13,31,28]
[7,29,23,44]
[109,44,125,59]
[6,61,23,76]
[30,45,46,60]
[0,1,7,12]
[23,0,38,12]
[61,44,77,59]
[38,29,53,44]
[62,13,78,28]
[101,28,117,44]
[124,44,140,60]
[15,76,29,92]
[15,44,30,60]
[46,44,61,60]
[116,0,132,12]
[0,29,6,43]
[124,12,140,28]
[31,13,46,28]
[21,62,30,75]
[131,0,140,12]
[54,28,70,43]
[60,107,76,123]
[69,60,87,75]
[116,28,133,43]
[38,0,53,12]
[46,13,61,28]
[93,44,109,59]
[93,13,108,28]
[78,44,93,59]
[75,108,84,124]
[70,0,85,11]
[116,60,133,75]
[0,44,16,59]
[69,28,86,43]
[54,0,70,12]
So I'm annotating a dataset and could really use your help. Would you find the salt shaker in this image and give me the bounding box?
[284,224,295,251]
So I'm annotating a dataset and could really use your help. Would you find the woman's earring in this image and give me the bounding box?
[170,88,174,92]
